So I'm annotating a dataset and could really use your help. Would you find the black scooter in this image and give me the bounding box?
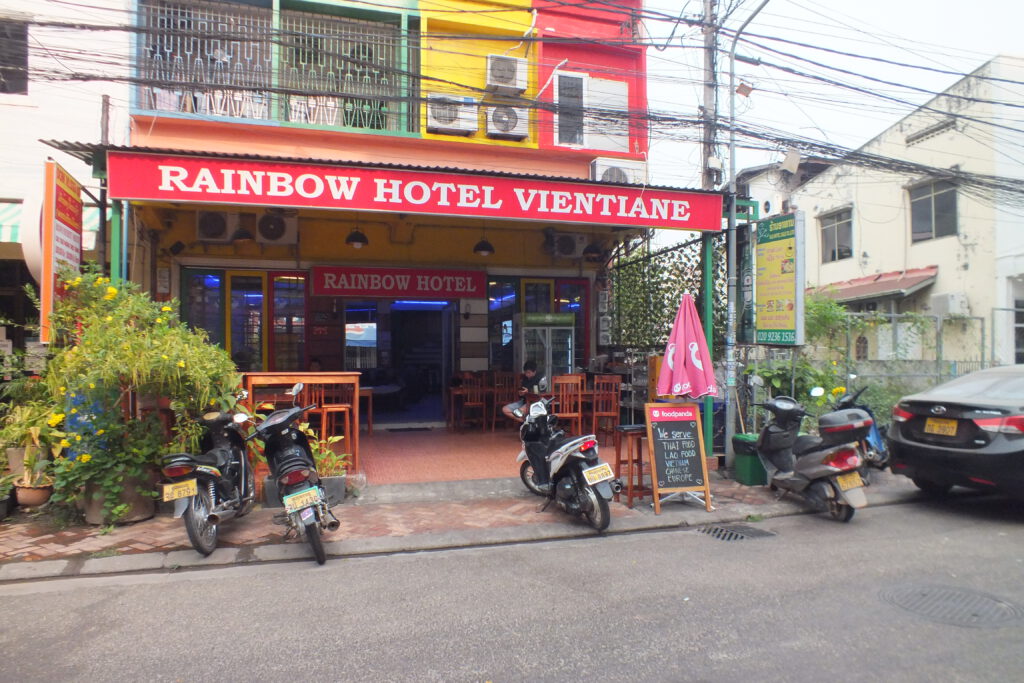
[161,409,256,556]
[246,382,339,565]
[755,391,872,522]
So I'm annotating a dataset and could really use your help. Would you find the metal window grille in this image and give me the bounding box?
[137,1,418,131]
[138,0,274,120]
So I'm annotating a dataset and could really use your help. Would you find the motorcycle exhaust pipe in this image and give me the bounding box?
[207,508,238,525]
[610,479,624,494]
[324,518,341,532]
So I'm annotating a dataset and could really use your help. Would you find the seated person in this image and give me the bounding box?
[502,360,540,423]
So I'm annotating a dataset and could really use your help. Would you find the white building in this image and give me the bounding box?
[784,55,1024,366]
[1,1,130,348]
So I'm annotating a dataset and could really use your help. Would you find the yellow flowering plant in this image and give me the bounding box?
[40,262,241,521]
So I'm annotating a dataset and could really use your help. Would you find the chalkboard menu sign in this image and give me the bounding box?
[644,402,712,513]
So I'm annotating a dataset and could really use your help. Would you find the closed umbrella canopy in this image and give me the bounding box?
[656,294,717,399]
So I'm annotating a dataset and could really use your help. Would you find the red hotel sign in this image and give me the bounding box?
[312,266,486,299]
[107,151,723,231]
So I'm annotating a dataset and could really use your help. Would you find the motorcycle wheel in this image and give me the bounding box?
[580,485,610,532]
[237,457,256,518]
[184,487,218,556]
[304,518,326,565]
[519,461,546,497]
[828,498,855,523]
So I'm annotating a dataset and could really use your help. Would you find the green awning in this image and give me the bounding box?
[0,202,100,244]
[0,201,21,243]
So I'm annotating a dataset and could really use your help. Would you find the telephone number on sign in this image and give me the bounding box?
[757,330,796,343]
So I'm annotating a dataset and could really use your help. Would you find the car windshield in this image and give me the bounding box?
[926,370,1024,401]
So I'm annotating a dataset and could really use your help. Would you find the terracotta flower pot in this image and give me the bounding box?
[15,485,53,508]
[81,474,157,525]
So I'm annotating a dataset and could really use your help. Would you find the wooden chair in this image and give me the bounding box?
[491,371,520,431]
[590,374,622,444]
[457,374,489,432]
[552,374,584,435]
[309,383,355,471]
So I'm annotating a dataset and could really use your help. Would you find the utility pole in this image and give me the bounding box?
[700,0,718,465]
[725,0,771,467]
[98,94,109,275]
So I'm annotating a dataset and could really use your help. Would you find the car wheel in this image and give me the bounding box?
[912,477,952,496]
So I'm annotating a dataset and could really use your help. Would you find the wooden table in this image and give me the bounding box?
[243,372,361,469]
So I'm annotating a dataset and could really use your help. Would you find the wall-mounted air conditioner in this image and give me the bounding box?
[930,292,970,317]
[196,210,238,243]
[484,105,529,140]
[426,94,478,135]
[590,157,648,185]
[255,213,298,244]
[486,55,527,95]
[551,232,589,259]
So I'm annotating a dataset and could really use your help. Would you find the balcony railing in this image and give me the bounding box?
[137,0,417,133]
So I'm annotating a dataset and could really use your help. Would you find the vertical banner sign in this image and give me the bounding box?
[644,403,712,514]
[40,160,84,343]
[754,211,805,346]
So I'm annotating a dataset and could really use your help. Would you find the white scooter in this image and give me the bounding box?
[516,396,621,531]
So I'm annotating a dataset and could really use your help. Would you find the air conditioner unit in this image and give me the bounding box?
[486,55,527,95]
[590,158,647,185]
[552,232,588,259]
[426,94,478,135]
[484,105,528,140]
[930,292,970,317]
[255,213,298,244]
[196,210,238,243]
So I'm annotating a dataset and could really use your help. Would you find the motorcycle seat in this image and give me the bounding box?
[793,434,823,456]
[193,446,235,469]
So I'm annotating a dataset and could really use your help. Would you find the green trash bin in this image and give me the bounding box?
[732,434,767,486]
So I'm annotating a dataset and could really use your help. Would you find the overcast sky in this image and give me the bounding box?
[643,0,1024,188]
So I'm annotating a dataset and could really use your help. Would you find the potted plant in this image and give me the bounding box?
[40,263,241,524]
[13,448,54,507]
[0,471,18,518]
[0,400,66,476]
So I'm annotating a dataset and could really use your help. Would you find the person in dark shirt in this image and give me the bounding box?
[502,360,539,423]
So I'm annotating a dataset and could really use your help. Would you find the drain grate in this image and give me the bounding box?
[698,523,777,541]
[880,583,1024,629]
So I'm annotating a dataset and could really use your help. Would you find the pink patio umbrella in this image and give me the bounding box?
[656,294,717,399]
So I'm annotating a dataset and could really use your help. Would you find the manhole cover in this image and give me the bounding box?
[698,524,776,541]
[880,583,1024,628]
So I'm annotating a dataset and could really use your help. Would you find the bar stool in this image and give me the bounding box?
[613,424,652,508]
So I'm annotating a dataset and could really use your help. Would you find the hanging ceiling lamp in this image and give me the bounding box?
[473,238,495,256]
[345,228,369,249]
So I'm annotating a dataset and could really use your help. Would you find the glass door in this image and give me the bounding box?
[550,327,575,376]
[181,268,225,347]
[226,271,267,372]
[269,272,307,371]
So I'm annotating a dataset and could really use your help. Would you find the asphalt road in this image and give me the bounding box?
[1,493,1022,682]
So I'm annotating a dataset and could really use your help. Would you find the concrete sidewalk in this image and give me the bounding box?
[0,470,920,583]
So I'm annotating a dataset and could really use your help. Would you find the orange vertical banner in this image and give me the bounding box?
[39,159,84,343]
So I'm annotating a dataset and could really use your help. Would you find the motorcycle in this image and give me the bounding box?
[246,382,340,565]
[755,390,872,522]
[834,385,890,481]
[161,407,257,556]
[516,396,621,532]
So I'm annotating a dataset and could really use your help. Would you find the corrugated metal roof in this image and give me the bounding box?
[808,266,939,303]
[40,140,714,195]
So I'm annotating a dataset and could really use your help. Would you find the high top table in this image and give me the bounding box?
[242,372,361,471]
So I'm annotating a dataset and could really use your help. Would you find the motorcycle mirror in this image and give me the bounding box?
[233,412,248,424]
[809,386,825,397]
[202,411,220,421]
[749,375,764,387]
[848,373,857,381]
[286,382,303,397]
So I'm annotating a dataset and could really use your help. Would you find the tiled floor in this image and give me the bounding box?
[360,427,522,485]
